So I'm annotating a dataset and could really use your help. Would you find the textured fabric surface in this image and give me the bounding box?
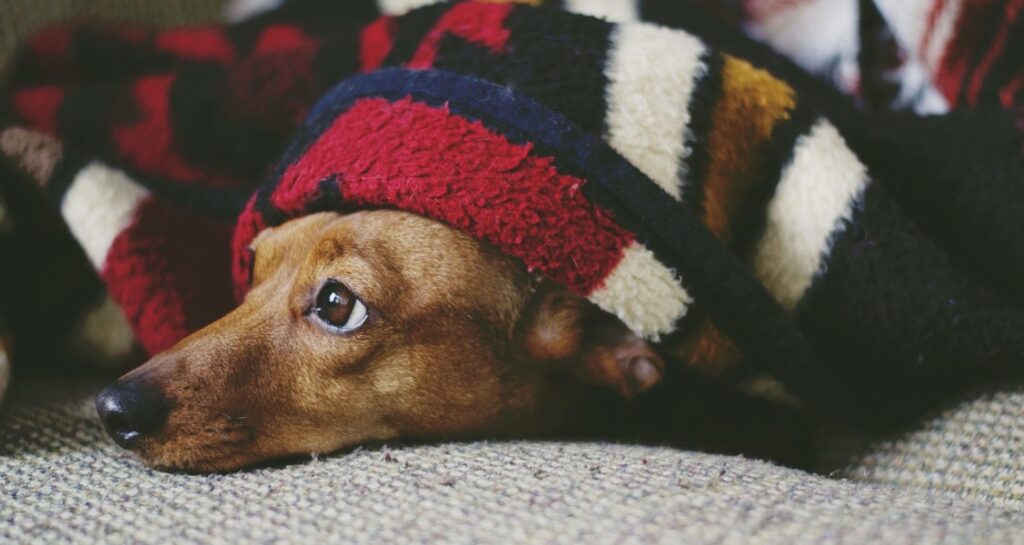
[3,378,1024,545]
[820,380,1024,510]
[0,0,222,73]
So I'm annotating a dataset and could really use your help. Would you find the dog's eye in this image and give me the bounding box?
[311,280,368,333]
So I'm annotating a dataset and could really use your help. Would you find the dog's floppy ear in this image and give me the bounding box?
[517,280,665,399]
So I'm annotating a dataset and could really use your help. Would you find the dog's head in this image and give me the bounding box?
[96,211,666,472]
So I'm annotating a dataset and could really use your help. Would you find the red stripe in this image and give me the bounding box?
[253,25,318,55]
[112,75,237,187]
[360,16,396,72]
[104,197,235,355]
[407,2,513,69]
[251,97,634,297]
[1000,73,1024,107]
[920,0,948,55]
[155,27,236,63]
[12,86,63,135]
[965,0,1024,106]
[934,0,997,106]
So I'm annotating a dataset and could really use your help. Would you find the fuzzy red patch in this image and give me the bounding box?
[104,198,236,355]
[253,25,318,55]
[360,16,396,72]
[112,75,237,186]
[12,86,64,135]
[934,0,1001,105]
[407,2,513,69]
[155,27,236,63]
[245,97,633,297]
[1001,74,1024,107]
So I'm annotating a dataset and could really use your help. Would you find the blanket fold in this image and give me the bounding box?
[2,0,1023,421]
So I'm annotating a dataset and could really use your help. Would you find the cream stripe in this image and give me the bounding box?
[871,0,935,54]
[605,23,706,200]
[61,162,150,270]
[588,242,691,340]
[923,0,964,71]
[565,0,639,22]
[753,119,869,311]
[377,0,441,16]
[748,0,858,76]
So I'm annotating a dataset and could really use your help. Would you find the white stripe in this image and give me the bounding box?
[605,23,706,200]
[588,242,691,340]
[871,0,935,54]
[61,162,150,270]
[753,119,869,311]
[377,0,439,16]
[923,0,963,71]
[565,0,639,22]
[746,0,858,76]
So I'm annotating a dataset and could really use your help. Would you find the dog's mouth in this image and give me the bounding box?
[131,420,261,473]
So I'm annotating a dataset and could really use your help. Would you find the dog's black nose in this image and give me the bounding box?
[95,382,169,449]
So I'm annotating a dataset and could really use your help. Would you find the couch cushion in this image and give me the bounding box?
[820,381,1024,508]
[2,378,1023,545]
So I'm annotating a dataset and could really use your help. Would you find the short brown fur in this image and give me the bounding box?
[119,211,666,472]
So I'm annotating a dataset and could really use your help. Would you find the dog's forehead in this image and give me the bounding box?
[252,212,338,253]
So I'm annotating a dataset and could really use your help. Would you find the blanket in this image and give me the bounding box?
[1,0,1022,423]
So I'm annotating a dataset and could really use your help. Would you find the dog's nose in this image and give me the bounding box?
[95,381,169,449]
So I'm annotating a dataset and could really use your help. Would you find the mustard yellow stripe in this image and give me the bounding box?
[700,55,796,246]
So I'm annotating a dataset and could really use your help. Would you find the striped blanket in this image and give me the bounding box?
[1,0,1022,421]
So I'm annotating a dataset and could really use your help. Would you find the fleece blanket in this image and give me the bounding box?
[0,0,1023,422]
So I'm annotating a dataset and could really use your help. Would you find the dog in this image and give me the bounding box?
[94,210,675,472]
[5,0,1020,474]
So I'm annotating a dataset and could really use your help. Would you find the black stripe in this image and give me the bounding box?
[679,50,723,210]
[382,3,449,68]
[976,15,1024,106]
[228,0,379,53]
[797,180,1024,424]
[955,2,1005,106]
[503,5,614,135]
[730,106,818,260]
[46,147,90,205]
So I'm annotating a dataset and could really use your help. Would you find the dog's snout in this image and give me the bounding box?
[96,382,170,449]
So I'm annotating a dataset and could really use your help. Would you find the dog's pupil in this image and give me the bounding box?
[316,283,353,325]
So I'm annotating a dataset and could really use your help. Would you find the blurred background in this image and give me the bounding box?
[1,0,221,71]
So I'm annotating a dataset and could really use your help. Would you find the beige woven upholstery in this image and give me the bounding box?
[819,381,1024,509]
[3,378,1024,545]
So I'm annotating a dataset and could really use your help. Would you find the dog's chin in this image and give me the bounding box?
[130,432,267,473]
[138,445,268,473]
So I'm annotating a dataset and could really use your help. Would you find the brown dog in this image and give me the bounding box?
[95,211,669,472]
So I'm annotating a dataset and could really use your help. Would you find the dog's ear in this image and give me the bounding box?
[517,280,665,399]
